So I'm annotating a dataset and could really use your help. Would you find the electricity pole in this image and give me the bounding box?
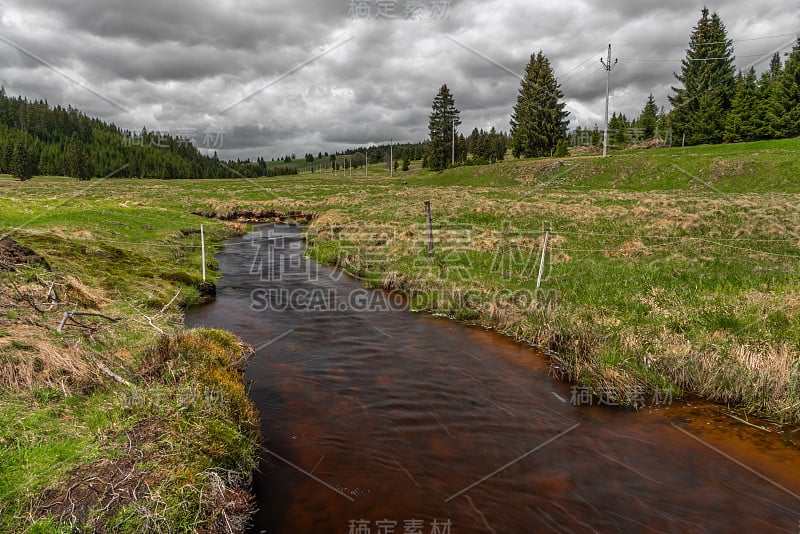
[600,44,617,158]
[365,148,368,177]
[451,117,455,166]
[390,139,393,177]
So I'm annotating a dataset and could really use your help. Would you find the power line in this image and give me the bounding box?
[560,58,605,89]
[620,52,790,63]
[612,32,798,48]
[559,51,607,82]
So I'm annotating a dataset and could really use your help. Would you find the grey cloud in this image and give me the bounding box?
[0,0,796,157]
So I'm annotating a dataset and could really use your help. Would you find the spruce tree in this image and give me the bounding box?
[639,94,659,139]
[756,53,783,139]
[66,132,92,180]
[768,52,783,83]
[427,84,460,171]
[510,51,569,158]
[724,68,759,142]
[489,127,507,162]
[10,141,34,181]
[608,113,627,146]
[669,8,735,145]
[769,37,800,138]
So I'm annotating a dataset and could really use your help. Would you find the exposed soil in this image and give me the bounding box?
[33,418,163,532]
[0,236,50,272]
[192,207,314,224]
[32,417,255,532]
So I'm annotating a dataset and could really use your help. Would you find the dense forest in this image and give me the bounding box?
[0,88,297,180]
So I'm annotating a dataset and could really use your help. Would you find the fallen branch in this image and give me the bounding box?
[3,272,50,313]
[138,313,165,335]
[36,274,62,304]
[727,412,771,432]
[155,290,181,318]
[57,311,120,333]
[127,301,168,335]
[96,362,133,387]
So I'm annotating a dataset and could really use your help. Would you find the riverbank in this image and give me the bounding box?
[0,189,260,531]
[300,139,800,429]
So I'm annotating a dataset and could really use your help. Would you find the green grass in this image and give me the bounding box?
[0,177,260,531]
[0,330,258,532]
[1,137,799,530]
[294,139,800,424]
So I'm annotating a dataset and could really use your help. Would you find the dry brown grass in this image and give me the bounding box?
[63,274,109,308]
[604,239,652,258]
[710,157,755,180]
[0,338,102,391]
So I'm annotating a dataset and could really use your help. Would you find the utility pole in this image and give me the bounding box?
[390,139,393,177]
[366,148,368,177]
[451,118,455,166]
[600,44,618,158]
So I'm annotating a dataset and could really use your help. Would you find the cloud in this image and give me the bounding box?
[0,0,796,158]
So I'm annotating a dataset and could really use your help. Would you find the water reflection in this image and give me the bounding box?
[186,224,800,533]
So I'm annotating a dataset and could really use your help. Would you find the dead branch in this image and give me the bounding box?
[155,290,181,318]
[57,311,120,333]
[127,302,166,335]
[3,271,44,312]
[96,362,133,387]
[36,274,62,304]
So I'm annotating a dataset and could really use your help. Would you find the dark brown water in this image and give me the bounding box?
[186,224,800,533]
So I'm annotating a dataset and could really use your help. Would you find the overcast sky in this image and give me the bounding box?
[0,0,797,159]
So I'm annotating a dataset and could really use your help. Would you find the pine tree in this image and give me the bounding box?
[768,51,783,83]
[608,113,628,146]
[754,53,782,139]
[66,132,92,180]
[489,127,507,162]
[553,139,569,157]
[769,37,800,138]
[10,141,34,181]
[427,84,460,171]
[510,51,569,158]
[724,68,759,142]
[669,8,736,145]
[639,94,659,139]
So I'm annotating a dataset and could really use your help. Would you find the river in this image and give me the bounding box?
[185,224,800,533]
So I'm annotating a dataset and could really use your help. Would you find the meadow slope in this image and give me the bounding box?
[1,138,799,530]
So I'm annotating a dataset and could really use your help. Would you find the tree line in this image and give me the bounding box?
[670,8,800,145]
[0,88,300,181]
[425,7,800,169]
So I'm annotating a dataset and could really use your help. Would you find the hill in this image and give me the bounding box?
[0,88,301,180]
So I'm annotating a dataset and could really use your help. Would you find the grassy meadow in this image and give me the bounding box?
[0,137,799,530]
[0,180,260,531]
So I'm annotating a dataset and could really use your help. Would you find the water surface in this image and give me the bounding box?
[186,224,800,533]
